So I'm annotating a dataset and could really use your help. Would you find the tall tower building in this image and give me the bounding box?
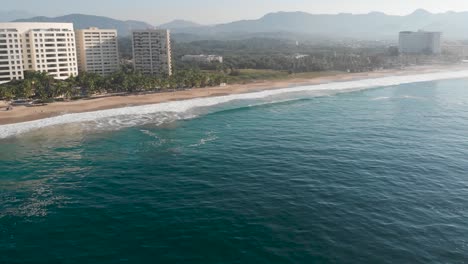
[0,23,78,84]
[75,27,120,76]
[132,29,172,76]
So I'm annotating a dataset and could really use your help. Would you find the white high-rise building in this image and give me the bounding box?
[399,31,442,55]
[0,23,78,84]
[0,28,23,83]
[132,29,172,76]
[75,27,119,76]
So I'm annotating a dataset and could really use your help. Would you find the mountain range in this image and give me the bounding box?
[6,9,468,40]
[159,19,202,29]
[13,14,153,36]
[169,9,468,40]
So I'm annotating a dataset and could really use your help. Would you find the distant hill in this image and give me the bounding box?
[13,14,153,36]
[159,19,202,29]
[171,31,330,43]
[170,9,468,40]
[0,10,36,22]
[10,10,468,41]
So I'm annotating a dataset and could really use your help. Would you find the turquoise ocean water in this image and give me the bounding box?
[1,78,468,263]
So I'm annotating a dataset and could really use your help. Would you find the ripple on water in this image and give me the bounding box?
[1,78,468,263]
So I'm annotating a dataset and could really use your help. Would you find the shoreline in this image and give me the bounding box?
[1,64,468,126]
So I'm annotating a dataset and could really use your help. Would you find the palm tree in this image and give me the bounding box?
[54,81,72,100]
[30,71,55,103]
[0,83,15,102]
[159,78,169,91]
[15,80,34,99]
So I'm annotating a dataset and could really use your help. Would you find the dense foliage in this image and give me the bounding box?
[0,69,227,102]
[118,36,462,77]
[171,37,461,74]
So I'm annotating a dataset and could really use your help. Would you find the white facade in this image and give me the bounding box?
[0,23,78,84]
[399,31,442,55]
[293,54,309,59]
[75,27,119,76]
[0,28,23,83]
[132,29,172,76]
[182,54,223,63]
[444,45,468,58]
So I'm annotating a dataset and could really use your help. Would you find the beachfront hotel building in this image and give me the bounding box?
[75,27,120,76]
[399,30,442,55]
[132,29,172,76]
[0,23,78,84]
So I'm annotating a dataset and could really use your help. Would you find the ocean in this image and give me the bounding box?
[1,74,468,263]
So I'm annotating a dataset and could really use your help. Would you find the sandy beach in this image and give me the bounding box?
[1,64,467,126]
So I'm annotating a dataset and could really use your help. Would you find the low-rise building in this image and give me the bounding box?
[293,54,309,59]
[75,27,119,76]
[443,44,468,59]
[182,54,223,63]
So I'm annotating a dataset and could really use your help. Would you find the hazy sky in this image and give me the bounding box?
[4,0,468,25]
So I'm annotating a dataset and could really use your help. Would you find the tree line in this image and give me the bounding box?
[0,69,228,102]
[173,37,462,74]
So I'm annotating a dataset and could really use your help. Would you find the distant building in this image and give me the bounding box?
[75,27,119,76]
[0,22,78,84]
[132,29,172,76]
[399,30,441,55]
[443,44,468,59]
[181,54,223,63]
[293,54,309,59]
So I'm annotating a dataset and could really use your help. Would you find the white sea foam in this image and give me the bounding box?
[140,129,166,146]
[190,131,218,147]
[371,95,425,101]
[371,96,392,101]
[2,70,468,139]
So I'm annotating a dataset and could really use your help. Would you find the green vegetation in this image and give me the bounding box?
[288,71,342,79]
[2,36,461,103]
[0,67,344,103]
[220,69,341,84]
[224,69,289,83]
[120,37,397,74]
[171,38,462,74]
[117,36,462,89]
[0,69,228,102]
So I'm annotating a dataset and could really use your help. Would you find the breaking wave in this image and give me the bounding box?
[2,70,468,139]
